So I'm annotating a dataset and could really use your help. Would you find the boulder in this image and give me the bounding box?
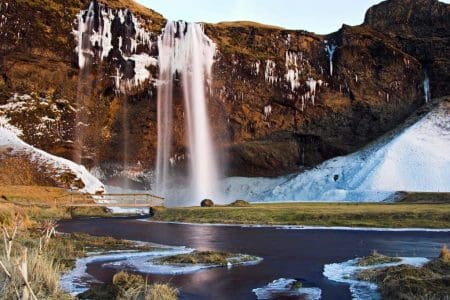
[228,200,251,207]
[201,199,214,207]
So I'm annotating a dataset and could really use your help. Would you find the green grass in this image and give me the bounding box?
[213,21,284,30]
[153,202,450,228]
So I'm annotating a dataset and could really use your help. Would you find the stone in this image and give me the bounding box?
[201,199,214,207]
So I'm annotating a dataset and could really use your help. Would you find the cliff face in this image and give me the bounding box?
[205,23,424,176]
[0,0,448,182]
[364,0,450,97]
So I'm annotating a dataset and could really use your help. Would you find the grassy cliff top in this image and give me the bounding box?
[213,21,284,30]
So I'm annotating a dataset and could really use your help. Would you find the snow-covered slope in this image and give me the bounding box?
[222,100,450,202]
[0,125,104,194]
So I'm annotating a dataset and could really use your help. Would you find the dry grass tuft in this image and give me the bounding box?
[145,283,178,300]
[86,271,179,300]
[113,271,146,299]
[439,245,450,262]
[0,216,70,299]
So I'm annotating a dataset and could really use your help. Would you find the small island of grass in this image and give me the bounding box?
[156,250,261,266]
[357,250,401,267]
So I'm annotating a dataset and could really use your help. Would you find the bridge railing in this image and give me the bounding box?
[55,193,165,207]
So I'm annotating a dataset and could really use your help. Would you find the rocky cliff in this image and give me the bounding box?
[0,0,448,185]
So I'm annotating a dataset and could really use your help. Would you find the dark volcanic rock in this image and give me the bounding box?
[364,0,450,97]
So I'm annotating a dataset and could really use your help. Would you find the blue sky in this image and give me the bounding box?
[134,0,383,34]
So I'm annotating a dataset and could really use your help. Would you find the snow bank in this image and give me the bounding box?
[0,126,104,194]
[323,257,429,300]
[223,101,450,202]
[60,247,192,295]
[253,278,321,300]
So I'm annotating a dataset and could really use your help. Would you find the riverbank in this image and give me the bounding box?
[153,202,450,228]
[0,186,178,299]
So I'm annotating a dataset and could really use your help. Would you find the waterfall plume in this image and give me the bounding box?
[156,21,221,204]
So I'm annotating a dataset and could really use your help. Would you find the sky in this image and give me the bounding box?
[135,0,384,34]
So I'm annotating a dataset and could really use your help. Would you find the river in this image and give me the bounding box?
[59,217,450,300]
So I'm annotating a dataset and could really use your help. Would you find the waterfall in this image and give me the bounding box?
[73,1,96,164]
[325,43,337,76]
[156,21,220,203]
[424,71,431,103]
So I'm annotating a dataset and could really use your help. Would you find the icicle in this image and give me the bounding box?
[264,105,272,120]
[265,60,277,84]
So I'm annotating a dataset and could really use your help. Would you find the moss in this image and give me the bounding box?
[357,251,401,266]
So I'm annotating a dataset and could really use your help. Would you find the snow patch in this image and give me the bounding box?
[253,278,321,300]
[61,247,192,295]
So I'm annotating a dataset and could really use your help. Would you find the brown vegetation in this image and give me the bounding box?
[0,154,58,187]
[356,247,450,299]
[357,250,401,267]
[80,271,178,300]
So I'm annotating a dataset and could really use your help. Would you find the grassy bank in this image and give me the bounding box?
[356,248,450,299]
[0,186,178,299]
[0,216,178,299]
[395,192,450,203]
[153,202,450,228]
[0,186,114,226]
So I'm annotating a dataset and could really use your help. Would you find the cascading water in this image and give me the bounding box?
[325,43,337,76]
[423,71,431,103]
[156,21,220,203]
[74,1,96,164]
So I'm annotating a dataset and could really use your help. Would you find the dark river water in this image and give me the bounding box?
[58,218,450,300]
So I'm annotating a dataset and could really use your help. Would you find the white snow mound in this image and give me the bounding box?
[223,101,450,202]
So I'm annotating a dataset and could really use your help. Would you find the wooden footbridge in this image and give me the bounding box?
[55,193,165,208]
